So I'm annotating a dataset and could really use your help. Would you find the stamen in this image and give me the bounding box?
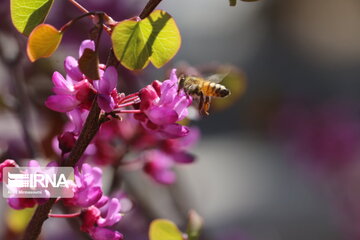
[120,96,140,105]
[48,212,81,218]
[114,109,142,114]
[116,100,140,109]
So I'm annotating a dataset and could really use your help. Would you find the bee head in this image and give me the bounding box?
[220,88,230,97]
[179,74,186,81]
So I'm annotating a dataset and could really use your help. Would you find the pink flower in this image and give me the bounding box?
[142,127,200,184]
[0,160,54,209]
[93,66,118,112]
[63,163,103,207]
[89,227,123,240]
[0,159,17,181]
[143,150,177,184]
[134,69,192,138]
[80,198,123,240]
[45,40,119,113]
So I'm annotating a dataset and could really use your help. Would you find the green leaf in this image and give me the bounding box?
[111,10,181,71]
[11,0,54,36]
[27,24,62,62]
[149,219,183,240]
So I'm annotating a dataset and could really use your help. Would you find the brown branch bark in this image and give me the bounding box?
[22,101,101,240]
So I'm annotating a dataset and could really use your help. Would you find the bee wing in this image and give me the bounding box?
[206,73,229,83]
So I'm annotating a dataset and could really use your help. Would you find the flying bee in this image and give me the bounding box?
[178,73,231,115]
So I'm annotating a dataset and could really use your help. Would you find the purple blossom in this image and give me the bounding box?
[80,198,123,240]
[134,69,192,138]
[143,127,200,184]
[97,198,122,227]
[63,163,103,207]
[143,150,177,184]
[0,160,55,209]
[45,40,119,113]
[89,226,123,240]
[93,66,118,113]
[0,159,17,181]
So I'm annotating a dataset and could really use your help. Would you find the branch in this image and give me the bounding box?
[22,100,101,240]
[64,101,101,167]
[139,0,163,19]
[22,198,57,240]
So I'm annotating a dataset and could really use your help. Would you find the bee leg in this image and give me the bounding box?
[178,75,185,94]
[203,96,211,115]
[199,92,205,113]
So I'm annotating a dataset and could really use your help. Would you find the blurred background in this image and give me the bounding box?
[2,0,360,239]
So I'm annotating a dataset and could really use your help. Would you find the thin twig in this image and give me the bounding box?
[68,0,89,14]
[66,0,112,34]
[139,0,163,19]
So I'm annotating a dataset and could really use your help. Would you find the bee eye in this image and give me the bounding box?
[220,89,230,97]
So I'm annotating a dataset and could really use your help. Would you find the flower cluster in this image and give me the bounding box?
[0,159,53,209]
[142,126,200,184]
[2,39,199,240]
[70,164,123,240]
[134,69,192,139]
[0,160,123,239]
[47,40,198,186]
[45,40,138,115]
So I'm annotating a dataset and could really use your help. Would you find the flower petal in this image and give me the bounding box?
[146,107,178,125]
[174,95,192,120]
[75,186,103,207]
[8,198,37,210]
[89,227,123,240]
[45,95,79,112]
[52,71,74,94]
[160,123,189,138]
[158,80,177,105]
[96,66,118,94]
[64,56,83,82]
[97,94,115,113]
[153,169,176,184]
[169,68,178,83]
[173,152,196,164]
[66,109,88,135]
[0,159,17,182]
[81,163,102,187]
[139,85,160,111]
[97,198,122,227]
[79,40,95,57]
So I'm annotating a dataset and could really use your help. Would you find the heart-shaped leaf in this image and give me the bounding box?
[149,219,183,240]
[111,10,181,71]
[27,24,62,62]
[11,0,54,36]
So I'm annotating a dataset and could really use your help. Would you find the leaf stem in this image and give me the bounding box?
[60,12,100,33]
[68,0,89,14]
[67,0,113,34]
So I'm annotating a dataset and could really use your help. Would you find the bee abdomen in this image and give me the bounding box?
[202,81,215,96]
[214,84,230,97]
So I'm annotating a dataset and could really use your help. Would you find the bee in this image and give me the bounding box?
[178,73,231,115]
